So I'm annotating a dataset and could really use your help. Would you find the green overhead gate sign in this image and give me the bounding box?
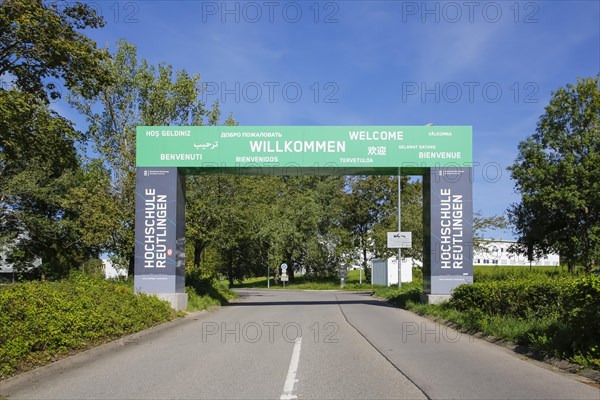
[134,126,473,310]
[137,126,472,171]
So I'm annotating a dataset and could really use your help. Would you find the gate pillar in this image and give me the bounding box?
[134,167,187,310]
[422,167,473,303]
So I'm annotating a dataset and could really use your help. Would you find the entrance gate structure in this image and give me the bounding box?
[134,126,473,310]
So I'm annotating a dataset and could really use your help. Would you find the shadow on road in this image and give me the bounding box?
[226,293,396,308]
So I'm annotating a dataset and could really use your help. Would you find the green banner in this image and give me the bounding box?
[136,126,472,168]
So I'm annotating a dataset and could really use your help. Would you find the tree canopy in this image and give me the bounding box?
[0,0,110,102]
[508,75,600,272]
[69,39,231,275]
[0,0,111,278]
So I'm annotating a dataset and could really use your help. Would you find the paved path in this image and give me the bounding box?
[2,290,598,399]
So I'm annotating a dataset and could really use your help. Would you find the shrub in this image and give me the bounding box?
[373,279,423,308]
[185,268,237,305]
[562,275,600,366]
[449,274,600,369]
[450,276,570,318]
[0,274,176,378]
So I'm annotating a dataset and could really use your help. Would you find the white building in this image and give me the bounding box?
[474,240,560,266]
[102,258,128,279]
[371,257,415,286]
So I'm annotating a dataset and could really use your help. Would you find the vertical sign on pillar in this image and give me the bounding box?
[175,170,186,293]
[134,167,186,296]
[423,167,473,295]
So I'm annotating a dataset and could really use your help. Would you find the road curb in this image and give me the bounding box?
[0,308,215,395]
[372,294,600,385]
[433,316,600,384]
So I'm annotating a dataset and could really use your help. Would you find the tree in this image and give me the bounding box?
[339,176,423,280]
[269,176,345,281]
[186,173,347,285]
[507,75,600,272]
[472,211,508,252]
[506,203,549,264]
[340,176,391,274]
[0,0,113,278]
[185,104,237,276]
[60,159,120,258]
[0,90,116,278]
[0,0,110,102]
[390,178,423,261]
[69,39,224,274]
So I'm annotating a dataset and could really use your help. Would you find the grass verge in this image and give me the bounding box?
[186,278,238,311]
[234,269,410,290]
[373,271,600,371]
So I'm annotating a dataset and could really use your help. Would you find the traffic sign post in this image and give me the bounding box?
[281,263,288,287]
[388,231,412,289]
[387,232,412,248]
[338,264,348,288]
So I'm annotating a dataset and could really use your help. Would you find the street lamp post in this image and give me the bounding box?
[397,123,432,288]
[398,169,402,288]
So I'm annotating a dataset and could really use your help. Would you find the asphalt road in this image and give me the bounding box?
[2,290,599,400]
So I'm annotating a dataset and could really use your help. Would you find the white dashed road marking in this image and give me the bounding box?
[280,337,302,400]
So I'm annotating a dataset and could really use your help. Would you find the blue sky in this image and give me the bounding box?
[58,0,599,239]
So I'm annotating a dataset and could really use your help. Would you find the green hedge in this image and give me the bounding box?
[450,276,573,318]
[450,274,600,367]
[0,274,176,378]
